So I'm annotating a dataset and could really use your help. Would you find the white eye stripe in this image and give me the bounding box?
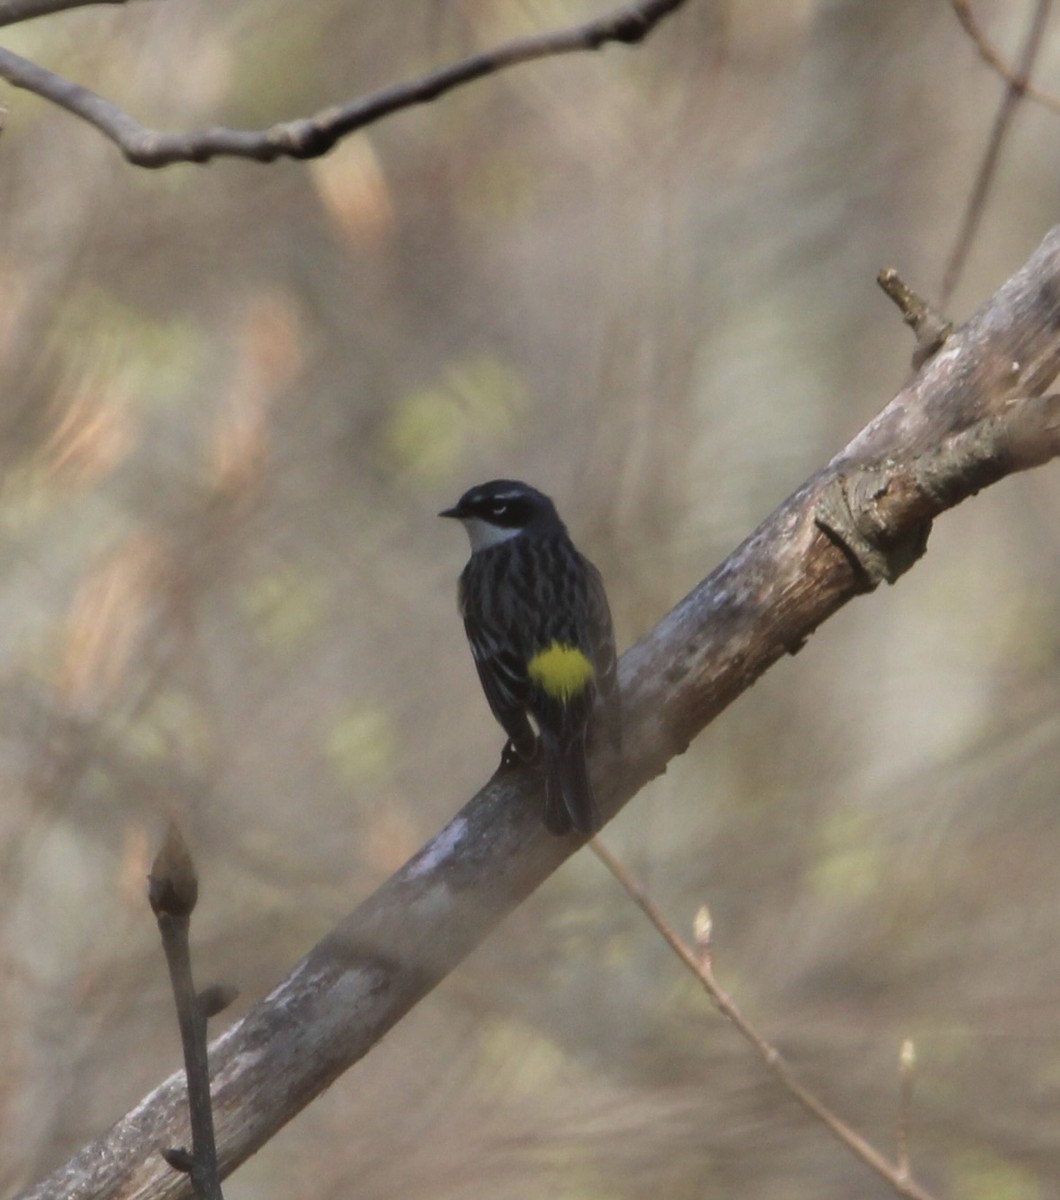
[464,488,525,511]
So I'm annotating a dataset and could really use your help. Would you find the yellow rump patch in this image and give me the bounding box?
[527,642,595,703]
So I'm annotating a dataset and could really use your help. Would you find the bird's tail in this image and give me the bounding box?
[543,731,600,836]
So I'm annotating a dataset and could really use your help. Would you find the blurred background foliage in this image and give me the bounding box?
[2,1,1060,1197]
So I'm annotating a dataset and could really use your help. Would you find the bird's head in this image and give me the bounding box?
[439,479,561,552]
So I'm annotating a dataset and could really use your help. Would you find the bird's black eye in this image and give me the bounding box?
[492,504,508,517]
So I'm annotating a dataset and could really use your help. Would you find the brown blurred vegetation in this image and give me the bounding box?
[3,1,1060,1197]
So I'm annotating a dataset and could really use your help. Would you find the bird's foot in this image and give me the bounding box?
[497,737,539,773]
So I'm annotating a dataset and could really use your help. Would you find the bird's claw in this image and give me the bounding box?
[498,737,539,773]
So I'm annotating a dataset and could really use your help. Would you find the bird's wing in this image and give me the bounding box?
[465,618,535,753]
[584,559,621,752]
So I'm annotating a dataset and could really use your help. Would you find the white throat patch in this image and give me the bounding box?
[461,516,522,552]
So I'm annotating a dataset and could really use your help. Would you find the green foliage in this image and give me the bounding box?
[123,689,212,762]
[50,285,204,406]
[326,703,396,787]
[241,570,329,652]
[809,807,885,904]
[951,1150,1042,1200]
[382,354,527,483]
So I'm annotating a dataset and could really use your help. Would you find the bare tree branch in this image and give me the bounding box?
[949,0,1060,114]
[0,0,690,167]
[16,225,1060,1200]
[941,0,1053,304]
[589,839,938,1200]
[0,0,134,27]
[149,825,224,1200]
[876,268,953,367]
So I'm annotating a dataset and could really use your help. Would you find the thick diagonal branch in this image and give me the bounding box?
[19,225,1060,1200]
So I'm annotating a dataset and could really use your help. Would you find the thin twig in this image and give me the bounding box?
[149,823,224,1200]
[0,0,689,167]
[0,0,135,27]
[896,1039,916,1182]
[589,838,939,1200]
[877,268,953,368]
[941,0,1054,305]
[949,0,1060,113]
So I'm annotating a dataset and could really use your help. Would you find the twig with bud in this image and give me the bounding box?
[897,1038,917,1182]
[148,822,232,1200]
[589,838,937,1200]
[877,269,953,368]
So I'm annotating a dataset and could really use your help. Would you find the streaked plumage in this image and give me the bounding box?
[440,480,620,835]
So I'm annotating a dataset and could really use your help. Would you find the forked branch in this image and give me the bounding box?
[948,0,1060,113]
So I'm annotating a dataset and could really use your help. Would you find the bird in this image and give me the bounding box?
[440,479,620,835]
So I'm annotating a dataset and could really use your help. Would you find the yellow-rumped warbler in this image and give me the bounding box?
[440,480,620,835]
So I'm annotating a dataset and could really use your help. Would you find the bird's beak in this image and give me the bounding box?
[438,505,462,519]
